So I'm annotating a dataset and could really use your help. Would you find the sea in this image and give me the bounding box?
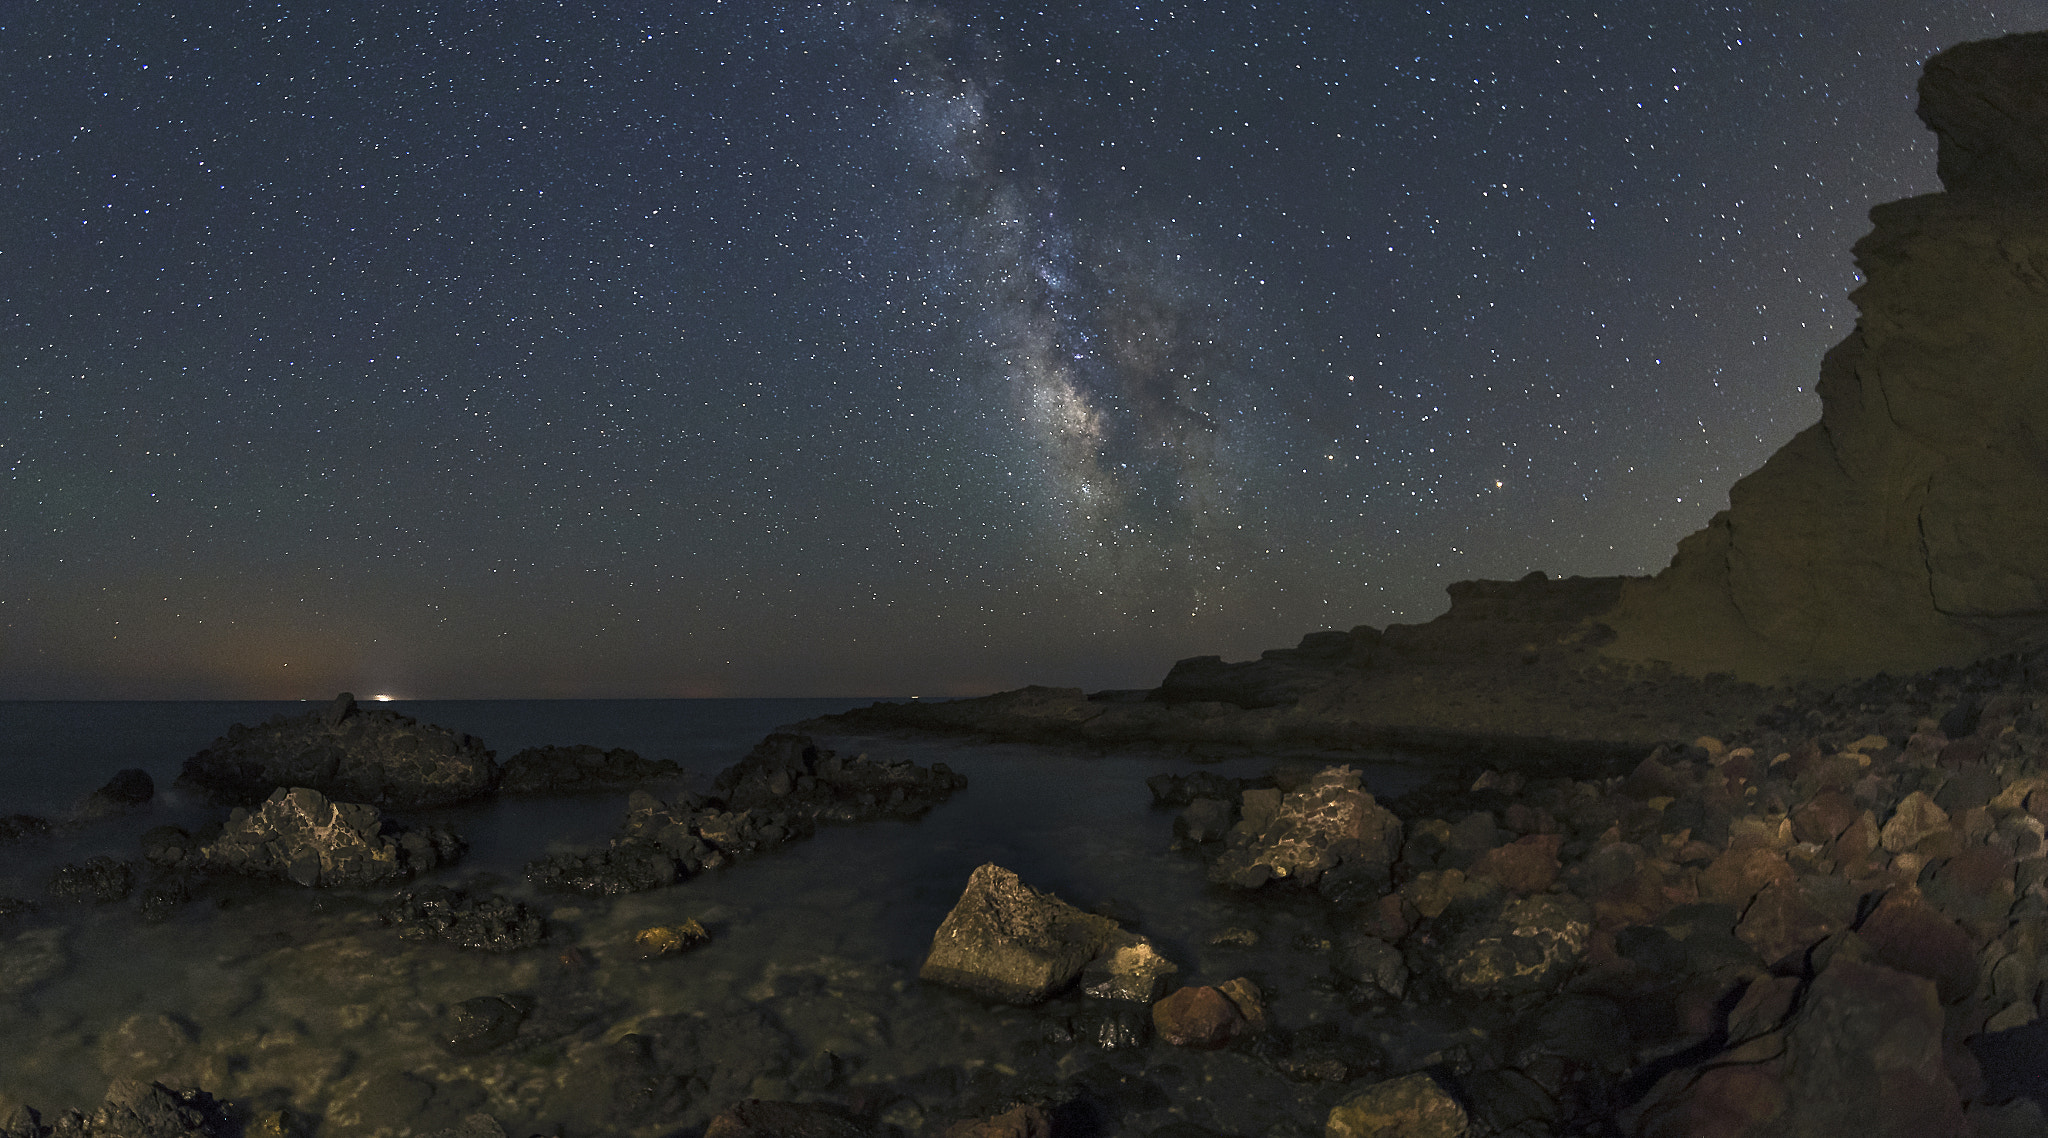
[0,699,1452,1136]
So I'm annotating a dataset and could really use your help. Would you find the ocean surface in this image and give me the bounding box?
[0,700,1448,1135]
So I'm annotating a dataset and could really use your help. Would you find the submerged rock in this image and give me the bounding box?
[634,920,710,958]
[920,863,1125,1004]
[177,692,496,809]
[44,856,134,905]
[379,886,549,952]
[702,1099,867,1138]
[496,744,683,794]
[199,787,461,887]
[70,769,154,822]
[441,994,533,1057]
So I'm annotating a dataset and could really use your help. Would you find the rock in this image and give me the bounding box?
[178,696,497,808]
[1071,999,1151,1050]
[0,1079,235,1137]
[943,1104,1052,1138]
[1334,932,1408,998]
[442,994,532,1056]
[1601,30,2048,682]
[1857,896,1979,1003]
[713,733,966,824]
[1215,976,1268,1033]
[0,926,67,997]
[1151,985,1245,1048]
[1881,791,1953,853]
[1468,833,1563,893]
[635,920,710,958]
[71,769,154,821]
[1208,765,1402,889]
[1079,934,1178,1002]
[379,886,549,952]
[1326,1073,1468,1138]
[703,1100,867,1138]
[1733,877,1853,968]
[496,744,684,794]
[45,856,133,905]
[1626,958,1967,1137]
[1176,797,1235,843]
[1439,894,1594,995]
[919,864,1122,1004]
[199,787,460,887]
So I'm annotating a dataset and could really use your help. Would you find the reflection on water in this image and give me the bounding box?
[0,701,1444,1134]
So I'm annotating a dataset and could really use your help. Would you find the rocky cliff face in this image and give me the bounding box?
[1603,31,2048,681]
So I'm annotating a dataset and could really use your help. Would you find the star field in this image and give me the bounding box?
[5,2,2044,698]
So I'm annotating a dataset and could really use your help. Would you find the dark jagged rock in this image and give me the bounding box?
[0,1079,233,1138]
[380,885,549,952]
[45,857,134,905]
[0,815,51,845]
[198,786,461,887]
[496,744,684,794]
[441,994,533,1056]
[70,769,153,822]
[526,733,966,896]
[176,692,496,809]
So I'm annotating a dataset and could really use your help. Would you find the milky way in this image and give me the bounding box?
[5,2,2043,697]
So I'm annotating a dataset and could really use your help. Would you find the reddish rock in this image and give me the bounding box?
[1791,790,1860,844]
[1356,892,1417,942]
[1735,879,1849,967]
[1697,847,1795,908]
[1859,897,1978,1004]
[944,1104,1052,1138]
[1152,985,1246,1048]
[1469,833,1564,894]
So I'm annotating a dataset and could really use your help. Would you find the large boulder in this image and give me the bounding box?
[198,787,460,887]
[1438,893,1594,995]
[177,693,497,809]
[1208,765,1402,889]
[919,863,1125,1004]
[1624,955,1968,1137]
[1602,30,2048,681]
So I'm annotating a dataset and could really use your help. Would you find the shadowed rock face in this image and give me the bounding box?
[1603,30,2048,682]
[177,693,498,809]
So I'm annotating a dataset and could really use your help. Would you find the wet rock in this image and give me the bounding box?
[1071,999,1152,1050]
[380,886,549,952]
[1326,1073,1468,1138]
[634,920,710,958]
[1174,797,1235,843]
[1626,957,1967,1137]
[0,926,66,997]
[71,769,154,821]
[199,787,460,887]
[1079,934,1178,1002]
[0,1079,234,1138]
[1334,932,1408,998]
[496,744,683,794]
[920,864,1122,1004]
[1151,985,1245,1048]
[442,994,532,1056]
[1208,925,1259,947]
[45,856,133,905]
[714,732,966,824]
[1148,770,1262,807]
[1439,894,1594,995]
[177,693,497,809]
[525,843,682,896]
[1216,976,1268,1033]
[703,1099,867,1138]
[139,825,201,868]
[1208,766,1402,889]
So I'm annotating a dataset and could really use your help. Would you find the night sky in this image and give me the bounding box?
[6,3,2045,700]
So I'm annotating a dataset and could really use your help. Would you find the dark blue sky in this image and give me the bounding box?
[6,2,2044,698]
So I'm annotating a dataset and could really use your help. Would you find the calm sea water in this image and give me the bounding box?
[0,700,1446,1134]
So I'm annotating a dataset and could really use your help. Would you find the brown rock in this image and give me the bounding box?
[1469,833,1564,894]
[1792,790,1860,844]
[635,920,709,958]
[1880,791,1953,854]
[919,864,1122,1004]
[1326,1073,1469,1138]
[1735,879,1850,968]
[1859,896,1979,1004]
[1152,985,1245,1048]
[943,1104,1051,1138]
[1215,976,1268,1034]
[1357,892,1417,942]
[1697,846,1795,908]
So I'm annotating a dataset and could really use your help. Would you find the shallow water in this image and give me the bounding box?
[0,701,1457,1136]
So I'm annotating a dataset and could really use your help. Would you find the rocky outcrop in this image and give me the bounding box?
[196,787,461,887]
[379,885,549,952]
[177,693,497,809]
[920,863,1132,1004]
[526,734,967,895]
[0,1080,233,1138]
[1603,31,2048,682]
[70,769,153,822]
[496,744,683,794]
[1206,765,1403,892]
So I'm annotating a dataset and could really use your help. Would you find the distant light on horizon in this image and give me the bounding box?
[373,694,396,702]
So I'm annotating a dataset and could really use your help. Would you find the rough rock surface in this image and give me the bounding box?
[1326,1073,1469,1138]
[198,787,461,887]
[1603,30,2048,681]
[0,1079,233,1138]
[177,693,497,809]
[920,863,1125,1004]
[526,733,966,895]
[379,885,548,952]
[495,744,683,794]
[1207,765,1402,891]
